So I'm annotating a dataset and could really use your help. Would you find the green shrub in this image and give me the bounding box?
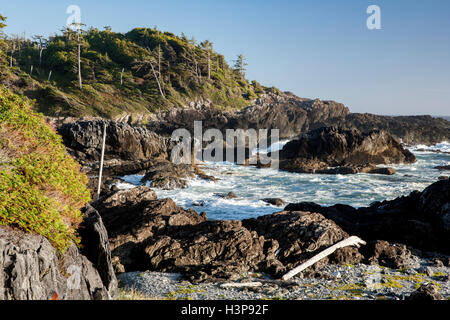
[0,86,91,251]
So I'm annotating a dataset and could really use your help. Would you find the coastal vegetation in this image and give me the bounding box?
[0,14,276,118]
[0,85,90,251]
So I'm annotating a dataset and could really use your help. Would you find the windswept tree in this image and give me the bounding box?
[32,35,48,67]
[233,54,247,78]
[132,49,166,99]
[64,22,86,89]
[182,37,201,83]
[201,40,213,80]
[0,14,7,60]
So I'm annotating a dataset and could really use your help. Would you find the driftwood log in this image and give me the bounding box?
[281,236,366,281]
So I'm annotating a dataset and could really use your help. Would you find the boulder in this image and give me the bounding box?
[361,240,419,269]
[141,160,195,190]
[279,127,415,173]
[434,165,450,171]
[262,198,286,206]
[406,283,444,300]
[0,226,111,300]
[215,192,237,199]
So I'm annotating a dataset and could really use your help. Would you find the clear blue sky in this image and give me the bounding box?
[2,0,449,115]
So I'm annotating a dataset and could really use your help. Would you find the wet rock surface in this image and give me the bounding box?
[279,127,415,174]
[141,160,195,190]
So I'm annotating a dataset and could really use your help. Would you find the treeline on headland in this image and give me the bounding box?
[0,14,282,118]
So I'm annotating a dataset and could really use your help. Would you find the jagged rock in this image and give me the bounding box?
[141,160,195,190]
[142,92,449,145]
[242,211,363,272]
[92,189,206,271]
[365,167,396,175]
[146,93,350,141]
[262,198,286,206]
[58,120,170,162]
[434,165,450,171]
[143,220,271,281]
[78,205,118,299]
[279,127,415,174]
[214,192,237,199]
[0,226,111,300]
[418,179,450,232]
[284,179,450,254]
[439,176,449,180]
[362,240,419,269]
[406,283,444,300]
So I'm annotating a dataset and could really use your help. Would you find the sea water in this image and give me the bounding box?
[117,142,450,220]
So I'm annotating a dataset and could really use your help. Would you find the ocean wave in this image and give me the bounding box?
[115,143,450,220]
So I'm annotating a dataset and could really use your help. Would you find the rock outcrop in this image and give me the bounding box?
[407,283,444,300]
[242,211,363,272]
[78,205,118,299]
[58,119,170,167]
[93,186,366,281]
[284,179,450,254]
[92,187,207,272]
[143,92,450,145]
[0,226,112,300]
[278,127,415,173]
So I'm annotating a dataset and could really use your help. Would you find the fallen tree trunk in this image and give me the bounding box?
[281,236,366,281]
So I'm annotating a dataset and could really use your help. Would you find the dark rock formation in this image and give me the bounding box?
[435,165,450,171]
[141,160,195,190]
[147,94,350,140]
[242,211,363,272]
[78,205,118,299]
[93,186,367,281]
[58,119,170,162]
[92,187,206,272]
[406,283,444,300]
[144,220,270,282]
[0,226,111,300]
[214,192,237,199]
[262,198,286,206]
[361,240,419,269]
[284,179,450,254]
[143,92,450,145]
[279,127,415,173]
[323,113,450,145]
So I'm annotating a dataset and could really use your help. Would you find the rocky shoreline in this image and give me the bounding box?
[1,104,449,300]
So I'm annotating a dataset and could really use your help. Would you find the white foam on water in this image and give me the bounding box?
[116,141,450,220]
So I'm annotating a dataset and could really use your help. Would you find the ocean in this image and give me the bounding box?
[117,142,450,221]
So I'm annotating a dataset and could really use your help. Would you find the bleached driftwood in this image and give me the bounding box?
[96,122,107,200]
[281,236,366,281]
[220,282,263,288]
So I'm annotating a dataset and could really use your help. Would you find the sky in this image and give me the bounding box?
[1,0,449,116]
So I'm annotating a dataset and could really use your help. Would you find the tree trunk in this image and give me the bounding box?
[149,60,165,99]
[77,34,82,89]
[207,51,211,80]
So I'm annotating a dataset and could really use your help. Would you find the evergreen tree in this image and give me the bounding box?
[233,54,247,78]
